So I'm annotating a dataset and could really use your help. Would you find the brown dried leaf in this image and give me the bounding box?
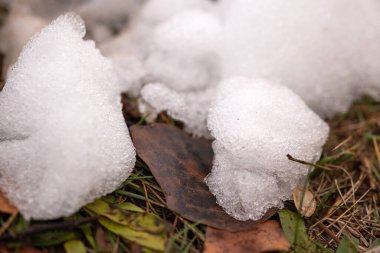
[19,248,43,253]
[0,246,42,253]
[367,245,380,253]
[204,220,291,253]
[292,185,316,218]
[0,191,18,214]
[130,124,276,232]
[95,227,114,251]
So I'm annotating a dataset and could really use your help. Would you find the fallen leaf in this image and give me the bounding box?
[99,218,166,251]
[0,245,11,253]
[336,235,359,253]
[64,240,87,253]
[204,220,290,253]
[85,199,167,234]
[0,191,18,214]
[130,124,276,232]
[292,185,317,218]
[369,239,380,251]
[80,224,96,249]
[20,248,43,253]
[117,202,145,213]
[130,243,158,253]
[367,246,380,253]
[0,246,42,253]
[278,209,316,252]
[85,199,167,251]
[95,227,114,251]
[31,230,77,247]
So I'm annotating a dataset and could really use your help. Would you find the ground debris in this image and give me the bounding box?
[307,97,380,252]
[204,220,290,253]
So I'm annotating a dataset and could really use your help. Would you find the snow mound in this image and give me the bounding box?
[218,0,380,116]
[0,13,136,220]
[114,0,380,136]
[206,78,329,221]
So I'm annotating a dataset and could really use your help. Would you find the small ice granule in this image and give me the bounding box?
[217,0,380,116]
[206,77,329,221]
[0,13,136,220]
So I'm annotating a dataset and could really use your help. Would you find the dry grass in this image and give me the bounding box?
[307,96,380,252]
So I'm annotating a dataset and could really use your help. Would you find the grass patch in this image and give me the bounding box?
[307,96,380,252]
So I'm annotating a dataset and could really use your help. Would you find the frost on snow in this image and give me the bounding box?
[206,78,329,221]
[0,14,136,220]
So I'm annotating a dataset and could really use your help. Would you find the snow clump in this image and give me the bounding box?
[0,14,136,220]
[206,78,329,221]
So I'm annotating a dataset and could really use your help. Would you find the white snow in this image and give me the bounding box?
[0,13,136,220]
[100,0,220,95]
[206,78,329,221]
[217,0,380,116]
[105,0,380,135]
[145,10,221,92]
[140,83,215,137]
[136,10,221,137]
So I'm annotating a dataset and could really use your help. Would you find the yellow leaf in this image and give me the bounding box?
[85,199,167,250]
[116,202,144,213]
[99,218,166,251]
[0,191,18,214]
[64,240,87,253]
[85,199,167,233]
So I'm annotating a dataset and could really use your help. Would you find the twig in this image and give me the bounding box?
[317,223,340,243]
[0,215,99,241]
[287,154,333,171]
